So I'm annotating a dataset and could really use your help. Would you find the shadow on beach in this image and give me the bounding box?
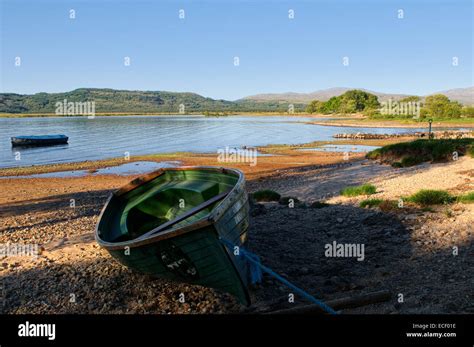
[247,203,473,313]
[2,201,472,314]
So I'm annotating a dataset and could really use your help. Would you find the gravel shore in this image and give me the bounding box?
[1,155,473,314]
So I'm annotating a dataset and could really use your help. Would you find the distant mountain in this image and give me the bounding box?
[428,87,474,105]
[0,88,305,114]
[242,86,474,105]
[241,87,410,103]
[1,86,472,114]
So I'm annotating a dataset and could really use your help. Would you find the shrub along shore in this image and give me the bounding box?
[366,138,474,167]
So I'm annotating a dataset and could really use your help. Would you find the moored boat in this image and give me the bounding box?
[11,134,69,147]
[95,166,252,304]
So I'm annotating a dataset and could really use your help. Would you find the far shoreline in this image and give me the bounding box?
[1,112,472,128]
[309,119,474,129]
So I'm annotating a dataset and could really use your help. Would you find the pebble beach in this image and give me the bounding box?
[1,145,473,314]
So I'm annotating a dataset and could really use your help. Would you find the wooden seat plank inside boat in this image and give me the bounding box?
[109,170,238,242]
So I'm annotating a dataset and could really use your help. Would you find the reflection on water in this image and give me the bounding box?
[0,115,428,168]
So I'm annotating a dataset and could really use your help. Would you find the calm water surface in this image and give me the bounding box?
[298,144,381,153]
[0,115,428,168]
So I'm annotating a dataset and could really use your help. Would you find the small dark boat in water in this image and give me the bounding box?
[95,166,252,304]
[11,135,69,147]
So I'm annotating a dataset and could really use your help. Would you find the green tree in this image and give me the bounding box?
[339,99,357,113]
[322,96,342,113]
[443,101,462,118]
[399,96,421,103]
[423,94,462,118]
[461,106,474,118]
[340,89,380,112]
[305,100,324,114]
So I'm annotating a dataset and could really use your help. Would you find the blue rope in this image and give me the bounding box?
[220,238,338,315]
[244,251,263,284]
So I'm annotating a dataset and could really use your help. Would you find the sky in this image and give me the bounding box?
[0,0,472,100]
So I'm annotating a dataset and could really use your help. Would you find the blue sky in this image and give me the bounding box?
[1,0,472,100]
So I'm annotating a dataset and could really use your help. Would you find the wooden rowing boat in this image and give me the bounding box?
[95,166,251,304]
[11,134,68,147]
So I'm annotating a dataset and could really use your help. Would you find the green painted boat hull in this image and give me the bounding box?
[95,167,251,305]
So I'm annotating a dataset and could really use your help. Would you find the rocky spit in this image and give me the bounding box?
[333,130,473,140]
[1,157,473,314]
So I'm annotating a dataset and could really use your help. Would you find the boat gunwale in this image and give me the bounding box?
[95,166,246,250]
[11,135,68,139]
[11,135,69,147]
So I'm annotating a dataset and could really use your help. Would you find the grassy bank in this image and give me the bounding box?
[366,138,474,167]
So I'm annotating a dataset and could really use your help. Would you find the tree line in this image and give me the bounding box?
[305,90,474,119]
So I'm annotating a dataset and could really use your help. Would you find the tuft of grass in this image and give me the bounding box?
[378,200,398,212]
[468,146,474,158]
[392,156,424,168]
[400,156,424,167]
[391,162,403,168]
[310,201,330,208]
[406,189,455,206]
[341,184,377,197]
[359,199,383,208]
[367,139,474,166]
[253,189,281,202]
[457,191,474,204]
[365,150,382,160]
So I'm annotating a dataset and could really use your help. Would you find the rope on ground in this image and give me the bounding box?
[220,238,338,315]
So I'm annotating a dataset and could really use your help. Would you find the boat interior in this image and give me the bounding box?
[99,169,239,243]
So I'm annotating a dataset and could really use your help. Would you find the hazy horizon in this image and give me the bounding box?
[1,85,473,102]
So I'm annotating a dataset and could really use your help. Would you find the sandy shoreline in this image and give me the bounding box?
[1,141,473,314]
[309,119,474,129]
[0,137,412,177]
